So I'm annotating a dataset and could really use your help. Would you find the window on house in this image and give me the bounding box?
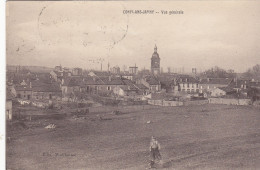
[107,86,111,90]
[197,84,199,88]
[187,83,189,88]
[192,84,194,88]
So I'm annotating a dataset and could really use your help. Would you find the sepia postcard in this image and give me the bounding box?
[4,1,260,169]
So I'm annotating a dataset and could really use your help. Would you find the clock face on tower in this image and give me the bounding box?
[153,60,159,68]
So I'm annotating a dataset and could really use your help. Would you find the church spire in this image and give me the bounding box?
[154,44,157,53]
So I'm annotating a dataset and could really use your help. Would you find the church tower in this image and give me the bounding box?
[151,44,160,75]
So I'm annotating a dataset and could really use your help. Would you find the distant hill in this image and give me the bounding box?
[6,65,53,73]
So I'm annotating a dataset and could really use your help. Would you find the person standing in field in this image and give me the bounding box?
[150,136,162,168]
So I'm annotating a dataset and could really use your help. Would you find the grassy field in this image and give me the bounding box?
[6,104,260,170]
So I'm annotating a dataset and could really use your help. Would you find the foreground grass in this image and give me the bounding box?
[7,104,260,170]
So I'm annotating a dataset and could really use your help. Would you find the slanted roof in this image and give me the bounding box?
[32,84,61,92]
[88,71,111,77]
[122,79,136,88]
[135,84,149,90]
[28,80,61,92]
[145,76,160,85]
[83,76,103,85]
[228,79,250,89]
[219,86,236,93]
[120,85,137,91]
[200,78,232,85]
[83,76,125,85]
[63,77,84,87]
[177,75,199,83]
[100,76,125,85]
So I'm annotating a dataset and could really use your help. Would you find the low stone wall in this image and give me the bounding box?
[148,99,163,106]
[162,100,183,106]
[148,100,183,106]
[148,98,252,106]
[183,100,209,106]
[208,98,251,105]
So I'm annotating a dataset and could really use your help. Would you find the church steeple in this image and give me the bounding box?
[151,45,160,75]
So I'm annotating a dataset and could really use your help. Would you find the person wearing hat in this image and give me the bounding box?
[150,136,162,168]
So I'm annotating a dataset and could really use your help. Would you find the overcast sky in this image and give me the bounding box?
[6,1,260,73]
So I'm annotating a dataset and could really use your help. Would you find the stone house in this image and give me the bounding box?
[177,76,199,94]
[31,83,61,100]
[14,85,33,100]
[199,78,232,93]
[138,76,161,93]
[209,87,227,97]
[14,81,61,101]
[84,76,126,96]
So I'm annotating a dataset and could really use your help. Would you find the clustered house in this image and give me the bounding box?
[6,45,260,109]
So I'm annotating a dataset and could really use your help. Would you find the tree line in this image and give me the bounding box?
[200,64,260,79]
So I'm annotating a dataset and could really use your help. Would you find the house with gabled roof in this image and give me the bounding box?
[137,76,161,93]
[177,75,199,94]
[31,81,61,100]
[14,80,61,101]
[61,77,85,97]
[199,78,232,93]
